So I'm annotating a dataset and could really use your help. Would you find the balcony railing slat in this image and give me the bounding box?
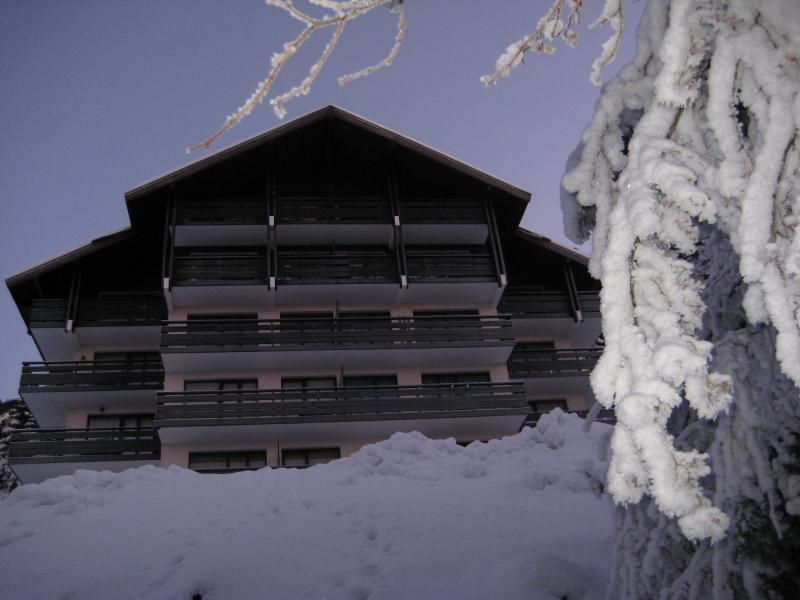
[525,409,616,426]
[498,288,601,318]
[277,252,397,285]
[20,360,164,392]
[172,254,268,285]
[401,199,487,224]
[9,428,160,463]
[507,347,602,378]
[161,315,514,352]
[156,382,527,426]
[405,250,495,282]
[176,199,268,225]
[277,197,391,224]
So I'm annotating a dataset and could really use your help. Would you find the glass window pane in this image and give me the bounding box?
[308,448,341,465]
[189,453,228,470]
[87,415,119,429]
[282,450,308,467]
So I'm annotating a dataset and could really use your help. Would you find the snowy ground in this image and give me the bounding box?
[0,410,615,600]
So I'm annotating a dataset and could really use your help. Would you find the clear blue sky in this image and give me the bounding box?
[0,0,645,400]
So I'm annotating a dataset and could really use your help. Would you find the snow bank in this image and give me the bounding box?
[0,411,614,600]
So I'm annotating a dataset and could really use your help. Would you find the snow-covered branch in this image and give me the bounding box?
[188,0,405,153]
[481,0,625,87]
[563,0,800,545]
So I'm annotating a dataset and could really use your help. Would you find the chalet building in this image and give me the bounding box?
[6,106,604,484]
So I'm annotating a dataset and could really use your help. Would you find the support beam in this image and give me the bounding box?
[484,197,508,287]
[388,168,407,288]
[65,267,81,333]
[563,260,583,323]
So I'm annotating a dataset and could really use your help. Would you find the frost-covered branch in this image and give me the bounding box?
[188,0,405,153]
[481,0,624,87]
[562,0,800,546]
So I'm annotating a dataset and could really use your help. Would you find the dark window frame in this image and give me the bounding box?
[281,447,341,468]
[183,379,259,392]
[188,450,267,474]
[87,413,155,429]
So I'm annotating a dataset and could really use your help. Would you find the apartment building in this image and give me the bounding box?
[6,106,602,483]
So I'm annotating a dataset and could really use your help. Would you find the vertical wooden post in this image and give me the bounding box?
[65,266,81,332]
[267,167,277,290]
[388,165,407,288]
[484,196,507,287]
[563,260,583,322]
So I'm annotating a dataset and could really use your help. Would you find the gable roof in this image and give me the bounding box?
[5,227,134,287]
[516,227,589,266]
[124,105,531,203]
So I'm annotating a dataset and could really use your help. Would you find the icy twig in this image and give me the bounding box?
[188,0,403,153]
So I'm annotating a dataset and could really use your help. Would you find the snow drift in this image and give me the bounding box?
[0,411,614,600]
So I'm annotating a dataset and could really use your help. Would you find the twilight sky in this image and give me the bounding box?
[0,0,646,399]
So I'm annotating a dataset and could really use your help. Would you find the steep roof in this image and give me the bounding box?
[515,227,589,266]
[125,105,531,203]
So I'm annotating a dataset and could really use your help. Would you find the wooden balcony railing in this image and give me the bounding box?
[507,347,602,378]
[77,293,166,325]
[277,249,398,285]
[277,196,392,224]
[172,253,268,285]
[20,360,164,394]
[401,198,487,224]
[524,408,616,427]
[161,314,514,352]
[31,294,166,327]
[175,198,268,225]
[9,428,160,464]
[498,288,601,318]
[30,299,68,326]
[156,381,528,427]
[405,247,496,282]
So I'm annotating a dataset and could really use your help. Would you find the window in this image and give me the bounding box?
[342,375,398,388]
[516,341,556,351]
[281,377,337,389]
[189,451,267,474]
[421,372,490,385]
[186,313,258,333]
[93,351,160,363]
[281,448,341,468]
[412,310,480,318]
[528,399,567,414]
[184,379,258,392]
[87,413,154,429]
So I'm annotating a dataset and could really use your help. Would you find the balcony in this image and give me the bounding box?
[498,288,602,345]
[275,247,399,306]
[19,360,165,427]
[156,381,528,444]
[508,346,601,396]
[276,196,393,245]
[401,198,489,245]
[171,250,268,307]
[29,294,167,361]
[402,246,500,305]
[174,198,268,246]
[160,314,515,373]
[8,428,161,484]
